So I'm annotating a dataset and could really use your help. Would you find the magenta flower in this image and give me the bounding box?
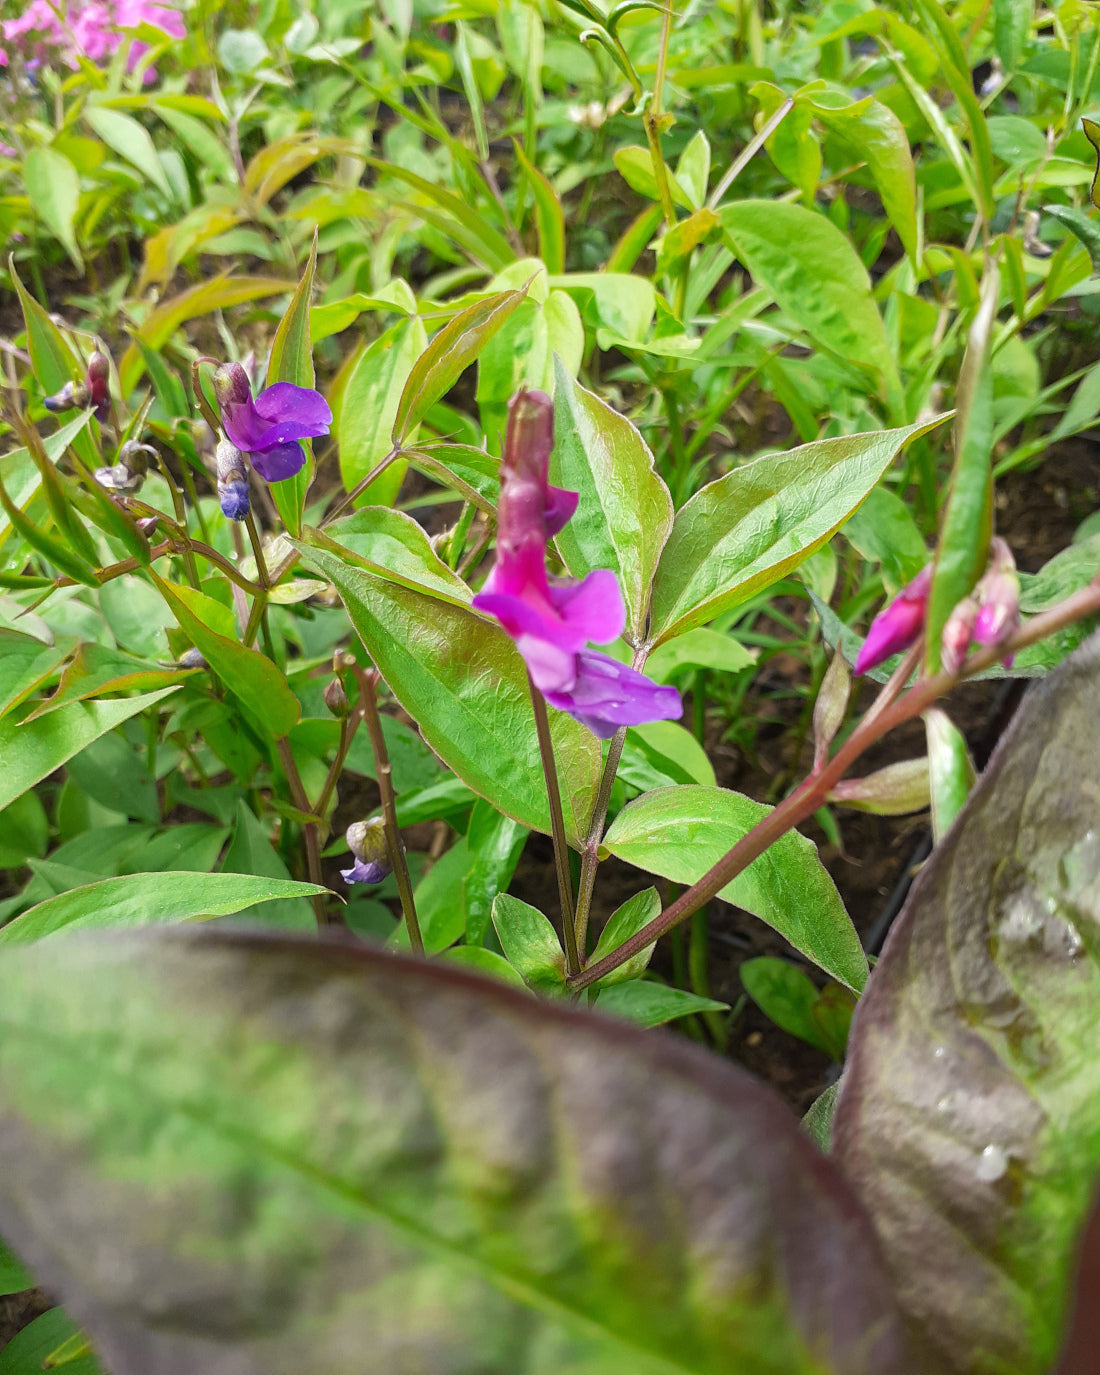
[472,390,681,739]
[854,565,932,676]
[212,362,331,484]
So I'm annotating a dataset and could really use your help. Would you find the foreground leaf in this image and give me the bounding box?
[649,419,943,643]
[835,630,1100,1375]
[601,785,868,992]
[0,927,915,1375]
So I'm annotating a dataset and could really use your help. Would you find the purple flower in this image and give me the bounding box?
[215,439,251,522]
[342,819,392,887]
[472,389,681,739]
[212,362,331,484]
[854,565,932,676]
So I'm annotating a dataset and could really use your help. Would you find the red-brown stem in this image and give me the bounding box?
[568,581,1100,991]
[275,736,330,929]
[528,671,580,977]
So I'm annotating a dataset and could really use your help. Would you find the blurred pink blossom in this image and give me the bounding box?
[0,1,183,81]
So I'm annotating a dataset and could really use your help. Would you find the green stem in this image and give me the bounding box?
[275,736,330,929]
[568,579,1100,991]
[528,671,580,976]
[356,668,423,954]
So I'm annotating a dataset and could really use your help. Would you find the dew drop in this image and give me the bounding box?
[976,1144,1008,1183]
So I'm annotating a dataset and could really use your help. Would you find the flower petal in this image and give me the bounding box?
[515,635,577,696]
[250,441,305,483]
[547,569,625,647]
[221,396,269,453]
[541,650,682,737]
[543,484,579,537]
[254,382,332,431]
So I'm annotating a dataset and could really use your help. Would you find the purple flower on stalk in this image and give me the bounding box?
[215,439,251,522]
[212,361,331,484]
[472,389,681,739]
[854,565,932,676]
[342,819,392,887]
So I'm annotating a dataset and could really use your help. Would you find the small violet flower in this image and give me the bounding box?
[472,389,681,739]
[854,565,932,676]
[342,819,392,887]
[215,439,251,522]
[212,361,331,484]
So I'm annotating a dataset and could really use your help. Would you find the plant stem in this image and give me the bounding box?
[356,667,423,955]
[275,736,329,929]
[568,581,1100,991]
[527,671,580,976]
[324,446,400,526]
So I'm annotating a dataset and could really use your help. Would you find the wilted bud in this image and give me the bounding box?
[212,361,252,411]
[342,818,392,886]
[94,462,144,494]
[812,651,851,771]
[43,379,88,414]
[973,537,1020,649]
[215,439,251,522]
[828,757,931,816]
[86,350,111,422]
[177,647,207,670]
[941,595,980,674]
[854,565,932,676]
[323,677,350,717]
[117,439,152,478]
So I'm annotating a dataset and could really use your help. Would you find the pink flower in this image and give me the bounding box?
[854,565,932,676]
[472,390,682,739]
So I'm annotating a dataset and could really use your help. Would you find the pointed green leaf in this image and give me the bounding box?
[336,318,426,506]
[595,980,729,1028]
[589,886,661,985]
[601,785,868,992]
[84,105,173,198]
[266,236,318,537]
[491,892,565,993]
[23,147,82,268]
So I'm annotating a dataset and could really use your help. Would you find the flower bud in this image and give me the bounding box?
[136,515,159,537]
[94,462,144,495]
[87,349,110,422]
[333,649,357,673]
[117,439,152,478]
[503,388,554,483]
[43,379,88,414]
[973,537,1020,648]
[177,647,207,670]
[828,757,931,816]
[941,595,980,674]
[212,361,252,411]
[323,677,350,717]
[342,818,392,886]
[215,439,250,522]
[854,565,932,676]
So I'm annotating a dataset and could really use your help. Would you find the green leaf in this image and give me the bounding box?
[993,0,1032,69]
[392,290,527,444]
[296,543,601,845]
[23,643,193,721]
[645,628,755,682]
[153,576,300,739]
[441,945,527,989]
[1043,203,1100,274]
[491,892,565,993]
[835,631,1100,1375]
[514,144,565,274]
[0,871,325,946]
[463,802,527,945]
[649,419,943,643]
[801,1083,839,1152]
[220,801,316,931]
[337,318,426,506]
[594,980,728,1027]
[550,359,674,643]
[84,105,172,199]
[299,509,471,607]
[601,785,867,992]
[625,720,716,789]
[589,887,661,985]
[66,730,159,823]
[719,201,899,402]
[0,1309,102,1375]
[0,1235,33,1296]
[925,262,998,673]
[924,708,975,845]
[1018,534,1100,613]
[266,236,318,537]
[0,791,49,869]
[843,486,928,593]
[23,146,82,269]
[0,927,916,1374]
[740,956,849,1058]
[0,630,73,718]
[675,129,711,209]
[0,688,178,814]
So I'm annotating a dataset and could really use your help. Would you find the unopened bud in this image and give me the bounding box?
[973,537,1020,648]
[215,439,250,521]
[177,647,207,669]
[342,818,392,886]
[87,350,111,422]
[323,677,350,717]
[212,361,252,410]
[136,515,159,537]
[941,595,980,675]
[812,651,851,771]
[854,565,932,676]
[828,757,931,815]
[503,388,554,484]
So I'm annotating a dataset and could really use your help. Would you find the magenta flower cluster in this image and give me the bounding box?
[472,390,682,739]
[0,1,184,80]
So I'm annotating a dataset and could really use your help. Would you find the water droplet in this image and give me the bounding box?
[976,1144,1008,1183]
[933,1045,947,1060]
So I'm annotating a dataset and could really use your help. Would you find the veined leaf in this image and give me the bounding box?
[0,926,916,1375]
[266,235,318,537]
